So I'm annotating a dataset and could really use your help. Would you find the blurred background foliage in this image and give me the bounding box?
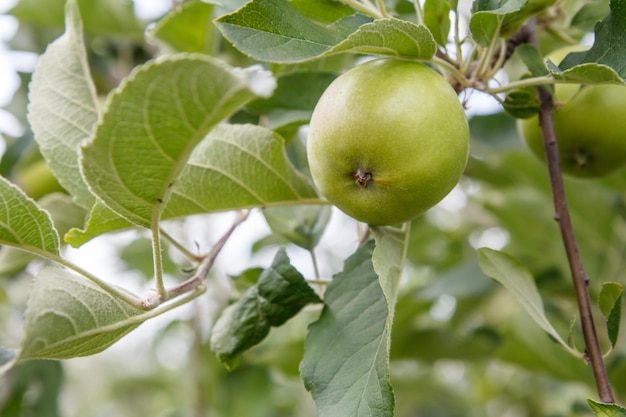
[0,0,624,416]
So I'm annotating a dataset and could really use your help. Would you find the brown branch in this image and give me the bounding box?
[493,23,534,66]
[522,17,614,403]
[167,211,250,299]
[535,87,614,402]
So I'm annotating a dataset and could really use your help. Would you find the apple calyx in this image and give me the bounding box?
[571,148,591,169]
[353,167,374,188]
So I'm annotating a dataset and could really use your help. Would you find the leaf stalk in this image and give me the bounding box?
[142,211,250,308]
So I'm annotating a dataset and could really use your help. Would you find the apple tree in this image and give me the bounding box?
[0,0,625,415]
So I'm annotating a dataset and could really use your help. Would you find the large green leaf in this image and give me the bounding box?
[424,0,451,46]
[301,240,395,417]
[560,0,626,80]
[516,43,624,86]
[371,226,409,351]
[477,248,578,355]
[80,55,269,228]
[210,248,321,369]
[327,18,436,58]
[571,1,611,32]
[0,176,59,256]
[18,266,146,360]
[216,0,436,63]
[148,0,217,54]
[0,193,86,277]
[289,0,355,24]
[216,0,350,62]
[161,123,321,217]
[27,0,98,209]
[68,124,321,246]
[549,63,625,85]
[469,0,527,46]
[9,0,144,39]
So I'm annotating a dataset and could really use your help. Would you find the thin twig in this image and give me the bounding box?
[142,211,249,308]
[529,20,615,403]
[161,227,203,262]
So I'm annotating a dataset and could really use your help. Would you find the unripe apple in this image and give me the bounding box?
[306,58,469,226]
[518,46,626,178]
[13,159,65,199]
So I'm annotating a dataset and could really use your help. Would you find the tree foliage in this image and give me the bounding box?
[0,0,625,416]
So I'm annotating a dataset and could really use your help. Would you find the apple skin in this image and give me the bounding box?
[518,47,626,178]
[13,160,65,199]
[306,58,469,226]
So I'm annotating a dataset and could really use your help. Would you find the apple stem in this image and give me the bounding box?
[354,167,374,188]
[528,20,615,404]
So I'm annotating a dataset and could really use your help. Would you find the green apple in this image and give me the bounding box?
[13,159,65,199]
[518,46,626,178]
[306,58,469,226]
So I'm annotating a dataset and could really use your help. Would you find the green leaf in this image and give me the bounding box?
[503,87,540,118]
[9,0,144,39]
[64,201,133,248]
[216,0,353,62]
[27,0,98,209]
[371,226,409,348]
[516,44,549,77]
[0,193,87,277]
[289,0,355,24]
[301,240,394,417]
[161,123,321,218]
[0,361,63,416]
[262,205,331,250]
[599,282,622,348]
[0,248,33,278]
[246,71,337,131]
[560,0,626,80]
[247,71,337,113]
[0,176,59,256]
[148,0,217,54]
[549,63,625,85]
[210,248,321,369]
[500,0,558,36]
[18,266,146,360]
[216,0,436,63]
[68,124,321,246]
[588,400,626,417]
[329,18,437,59]
[80,55,269,228]
[571,1,611,32]
[469,0,527,46]
[424,0,451,46]
[477,248,578,355]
